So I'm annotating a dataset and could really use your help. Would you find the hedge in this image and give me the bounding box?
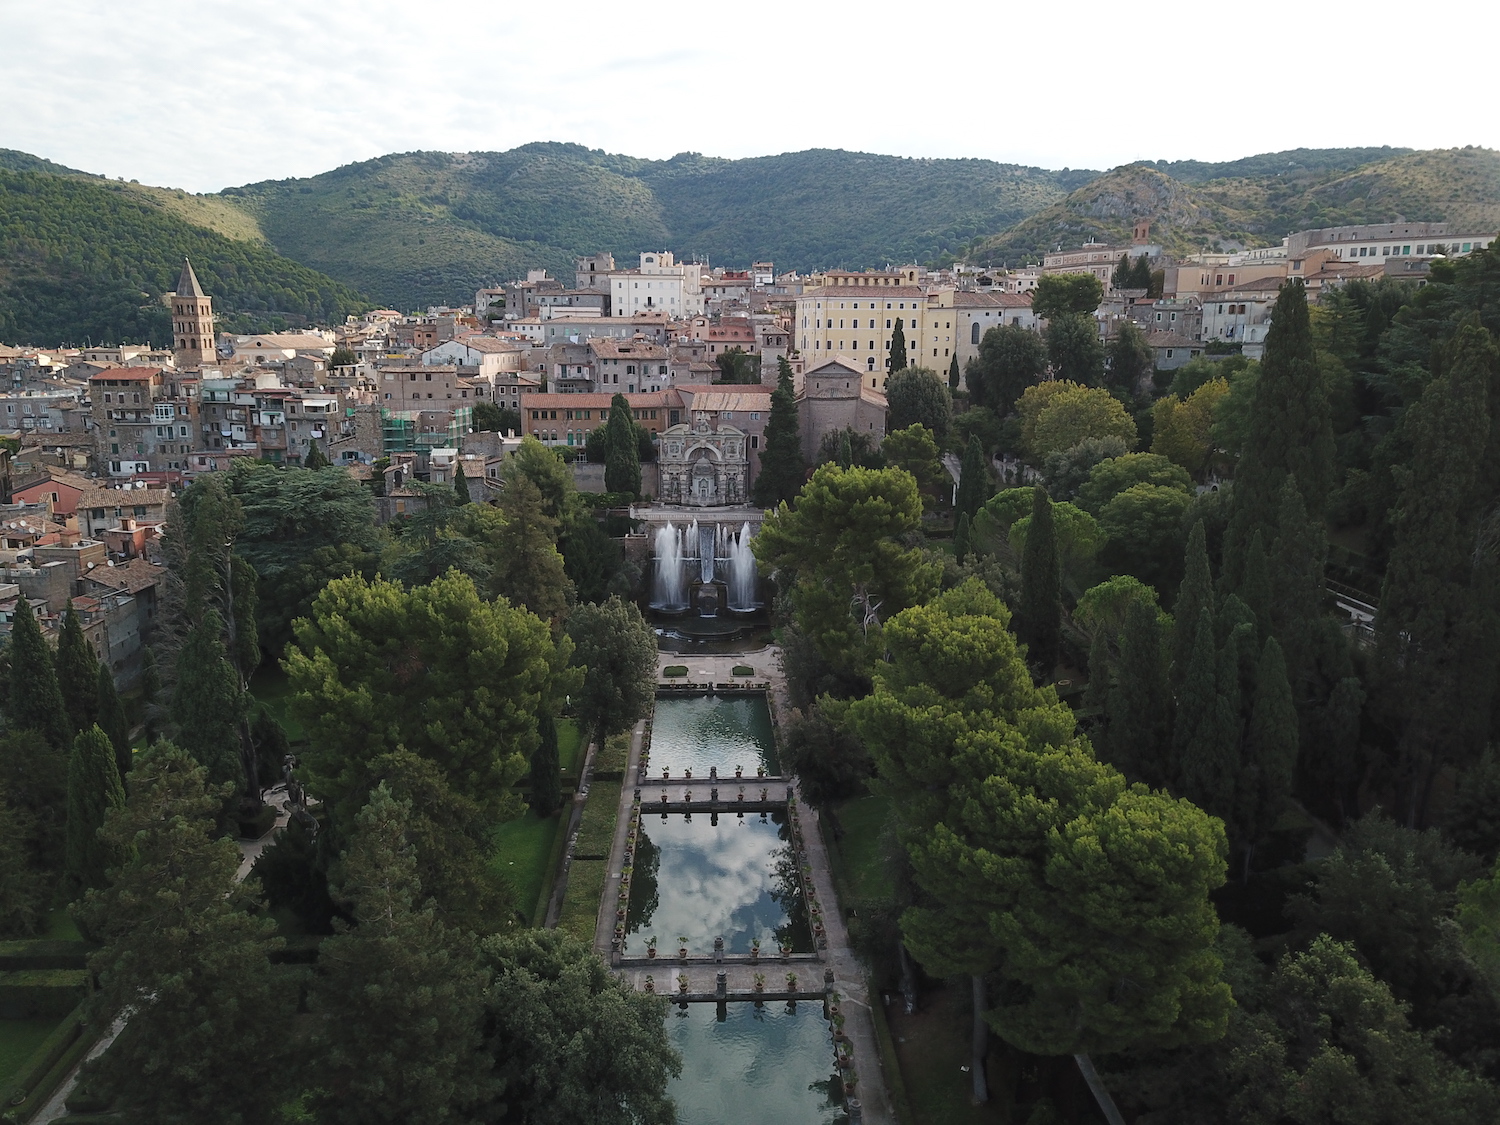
[0,941,90,971]
[0,969,88,1019]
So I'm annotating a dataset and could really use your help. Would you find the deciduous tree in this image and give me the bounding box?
[565,596,656,743]
[967,324,1048,414]
[886,366,951,438]
[1033,273,1104,320]
[1046,312,1106,386]
[1106,319,1154,394]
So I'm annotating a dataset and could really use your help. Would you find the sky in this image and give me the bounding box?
[3,0,1497,194]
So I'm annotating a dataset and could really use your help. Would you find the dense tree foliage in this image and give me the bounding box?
[564,596,657,741]
[966,323,1048,414]
[886,366,951,438]
[0,168,367,346]
[752,357,806,507]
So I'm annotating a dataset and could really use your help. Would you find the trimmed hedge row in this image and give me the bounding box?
[0,969,88,1019]
[0,941,90,971]
[0,1002,88,1124]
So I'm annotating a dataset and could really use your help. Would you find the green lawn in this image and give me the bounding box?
[829,794,897,904]
[0,1018,61,1085]
[248,664,306,743]
[489,811,561,925]
[557,719,583,784]
[43,909,80,941]
[574,779,622,859]
[556,859,606,945]
[887,984,1009,1125]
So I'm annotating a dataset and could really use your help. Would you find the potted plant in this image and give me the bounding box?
[644,975,655,993]
[786,972,798,993]
[684,767,692,780]
[678,936,689,959]
[779,941,792,960]
[677,973,689,995]
[662,766,669,780]
[735,763,743,778]
[757,765,766,778]
[749,938,760,963]
[753,971,766,993]
[646,936,658,959]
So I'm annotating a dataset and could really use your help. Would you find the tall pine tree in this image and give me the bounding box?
[1374,321,1500,825]
[96,664,132,780]
[7,596,69,747]
[1267,476,1328,694]
[752,356,806,508]
[65,724,125,894]
[55,601,100,734]
[889,318,908,373]
[1223,280,1334,584]
[1019,484,1061,668]
[139,645,162,743]
[1240,529,1272,647]
[171,609,246,790]
[73,741,291,1121]
[604,393,642,497]
[948,353,961,391]
[954,435,989,521]
[453,460,471,504]
[1239,637,1298,874]
[1172,520,1212,690]
[309,783,490,1125]
[1105,597,1173,787]
[1173,609,1236,823]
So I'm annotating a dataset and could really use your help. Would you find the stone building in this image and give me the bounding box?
[657,412,749,507]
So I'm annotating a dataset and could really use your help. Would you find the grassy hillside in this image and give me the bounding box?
[0,169,369,347]
[226,143,1088,309]
[973,148,1500,264]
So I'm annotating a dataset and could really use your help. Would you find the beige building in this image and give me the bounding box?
[795,270,928,390]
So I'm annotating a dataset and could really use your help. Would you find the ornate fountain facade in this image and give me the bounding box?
[656,414,749,507]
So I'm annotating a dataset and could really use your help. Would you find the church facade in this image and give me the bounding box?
[657,412,748,506]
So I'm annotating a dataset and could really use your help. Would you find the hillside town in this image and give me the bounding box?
[0,219,1493,691]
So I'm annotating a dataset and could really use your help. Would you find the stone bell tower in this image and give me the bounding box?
[171,258,216,369]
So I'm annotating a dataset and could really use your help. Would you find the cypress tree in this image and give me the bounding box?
[1105,597,1172,787]
[1172,520,1212,690]
[1241,529,1271,647]
[1019,484,1061,668]
[1111,253,1133,290]
[953,511,971,563]
[1268,476,1327,691]
[172,609,245,790]
[454,460,471,505]
[55,601,100,735]
[752,358,806,508]
[140,645,162,743]
[302,440,329,470]
[7,597,69,747]
[1174,609,1235,821]
[837,430,854,468]
[889,318,908,373]
[97,665,132,780]
[948,353,961,391]
[954,435,989,521]
[1223,279,1334,584]
[1243,637,1298,849]
[603,393,641,496]
[529,711,562,816]
[65,724,125,894]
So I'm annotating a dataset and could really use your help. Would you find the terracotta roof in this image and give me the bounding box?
[1145,332,1201,349]
[952,291,1034,308]
[84,558,162,595]
[681,391,772,412]
[77,488,171,509]
[88,366,159,382]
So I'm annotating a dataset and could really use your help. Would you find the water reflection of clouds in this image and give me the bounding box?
[630,815,805,953]
[651,697,780,776]
[668,1003,845,1125]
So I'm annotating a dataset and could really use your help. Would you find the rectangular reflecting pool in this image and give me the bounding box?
[651,695,779,776]
[627,812,812,955]
[667,1001,848,1125]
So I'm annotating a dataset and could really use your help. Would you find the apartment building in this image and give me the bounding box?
[91,367,200,477]
[608,252,705,318]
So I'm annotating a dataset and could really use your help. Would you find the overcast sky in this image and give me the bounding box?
[3,0,1496,194]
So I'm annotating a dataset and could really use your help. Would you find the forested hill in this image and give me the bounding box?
[222,144,1095,309]
[0,168,370,347]
[973,147,1500,264]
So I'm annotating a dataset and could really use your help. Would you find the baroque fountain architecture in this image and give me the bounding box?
[656,413,749,506]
